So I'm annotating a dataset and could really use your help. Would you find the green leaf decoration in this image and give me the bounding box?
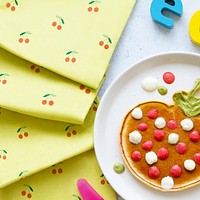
[26,32,32,35]
[108,37,112,44]
[56,15,61,19]
[3,150,7,154]
[19,172,24,177]
[100,174,104,177]
[95,0,101,3]
[66,51,73,55]
[50,94,56,97]
[89,1,95,4]
[15,0,18,6]
[0,74,4,77]
[29,186,34,192]
[65,126,70,131]
[73,51,78,54]
[4,73,10,76]
[103,34,109,39]
[72,194,82,200]
[94,101,97,104]
[17,128,22,133]
[43,94,50,97]
[61,18,65,25]
[20,32,26,36]
[23,184,29,187]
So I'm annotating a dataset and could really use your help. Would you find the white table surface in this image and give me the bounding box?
[97,0,200,199]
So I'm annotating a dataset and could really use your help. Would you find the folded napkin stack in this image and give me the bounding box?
[0,0,136,199]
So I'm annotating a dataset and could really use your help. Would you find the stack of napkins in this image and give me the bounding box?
[0,0,136,199]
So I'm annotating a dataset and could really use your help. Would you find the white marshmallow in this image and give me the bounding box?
[180,119,194,131]
[141,77,158,92]
[131,107,143,119]
[129,131,142,144]
[145,151,158,165]
[168,133,179,144]
[154,117,166,129]
[161,176,174,190]
[184,159,196,171]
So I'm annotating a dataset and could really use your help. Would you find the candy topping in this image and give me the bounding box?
[141,77,158,92]
[131,151,142,161]
[161,176,174,190]
[176,142,187,154]
[184,159,196,171]
[145,151,158,165]
[157,147,169,160]
[154,117,166,129]
[167,120,177,129]
[154,130,165,141]
[147,109,159,119]
[163,72,175,84]
[168,133,179,144]
[131,107,143,119]
[129,131,142,144]
[142,140,153,151]
[137,123,148,131]
[194,153,200,164]
[180,118,194,131]
[189,130,200,142]
[148,166,160,179]
[170,165,182,178]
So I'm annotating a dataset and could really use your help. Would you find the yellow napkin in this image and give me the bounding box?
[0,48,97,125]
[0,150,117,200]
[0,0,136,89]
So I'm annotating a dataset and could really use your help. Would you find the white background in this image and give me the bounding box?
[98,0,200,199]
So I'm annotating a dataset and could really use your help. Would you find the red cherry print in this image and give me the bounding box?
[65,57,70,62]
[189,130,200,142]
[93,106,97,111]
[94,7,99,12]
[88,7,92,12]
[170,165,182,178]
[85,89,91,94]
[131,151,142,161]
[24,132,28,137]
[157,147,169,160]
[167,119,177,129]
[137,123,148,131]
[3,155,7,160]
[6,3,11,8]
[142,141,153,151]
[21,191,26,196]
[57,25,62,30]
[19,38,23,43]
[30,65,35,70]
[72,130,77,135]
[99,41,104,46]
[49,100,54,106]
[67,132,71,137]
[27,193,32,198]
[11,6,15,11]
[71,57,76,63]
[104,44,109,49]
[19,134,23,139]
[58,168,63,174]
[176,142,187,154]
[148,166,160,179]
[42,100,47,105]
[100,180,105,185]
[163,72,175,84]
[154,130,164,141]
[79,85,85,90]
[35,68,40,73]
[25,38,30,43]
[147,109,159,119]
[52,21,57,27]
[2,80,7,84]
[52,169,57,174]
[194,153,200,164]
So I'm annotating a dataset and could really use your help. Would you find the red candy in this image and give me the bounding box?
[131,151,142,161]
[157,147,169,160]
[137,123,148,131]
[167,120,177,129]
[148,166,160,179]
[154,130,165,141]
[176,142,187,154]
[147,109,159,119]
[189,131,200,142]
[163,72,175,84]
[170,165,182,177]
[194,153,200,164]
[142,140,153,151]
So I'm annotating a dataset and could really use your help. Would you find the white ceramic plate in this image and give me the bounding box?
[94,52,200,200]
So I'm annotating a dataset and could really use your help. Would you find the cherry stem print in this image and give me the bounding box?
[19,32,31,44]
[6,0,18,11]
[65,51,78,63]
[0,73,9,85]
[17,126,29,139]
[19,170,29,179]
[99,34,112,50]
[42,93,56,106]
[0,149,8,160]
[87,0,101,12]
[51,163,63,174]
[91,101,98,111]
[52,15,65,30]
[72,194,82,200]
[21,184,34,198]
[65,125,77,137]
[100,174,108,185]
